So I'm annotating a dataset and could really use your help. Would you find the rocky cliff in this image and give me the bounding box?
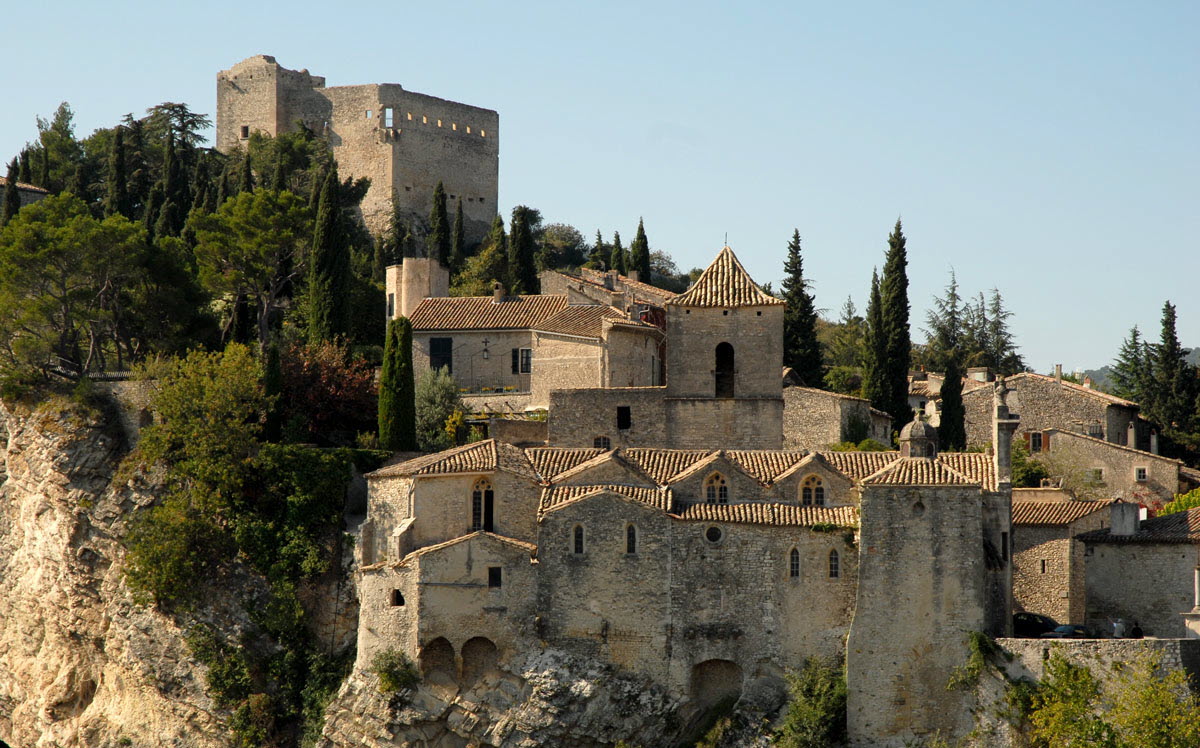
[0,398,228,748]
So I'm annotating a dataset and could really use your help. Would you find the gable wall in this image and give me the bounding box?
[1085,542,1199,638]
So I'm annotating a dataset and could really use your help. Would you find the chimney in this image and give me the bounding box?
[1083,376,1093,389]
[492,281,505,303]
[628,269,640,283]
[992,376,1020,486]
[1151,430,1159,455]
[604,271,617,290]
[1126,420,1136,447]
[1109,501,1140,536]
[1055,363,1063,383]
[967,366,992,382]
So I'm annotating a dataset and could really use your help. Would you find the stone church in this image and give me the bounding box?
[355,246,1019,746]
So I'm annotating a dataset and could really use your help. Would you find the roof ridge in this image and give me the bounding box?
[667,246,784,308]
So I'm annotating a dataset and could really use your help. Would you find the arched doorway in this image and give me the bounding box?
[715,343,735,398]
[460,637,499,686]
[419,637,456,683]
[690,658,743,709]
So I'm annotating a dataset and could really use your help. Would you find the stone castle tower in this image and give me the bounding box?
[215,55,498,243]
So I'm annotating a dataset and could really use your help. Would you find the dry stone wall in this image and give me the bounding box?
[1084,541,1199,637]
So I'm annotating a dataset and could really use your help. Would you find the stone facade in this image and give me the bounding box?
[782,386,891,449]
[1035,428,1185,507]
[216,55,498,240]
[0,177,49,211]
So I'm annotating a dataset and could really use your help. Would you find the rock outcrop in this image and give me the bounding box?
[0,399,228,748]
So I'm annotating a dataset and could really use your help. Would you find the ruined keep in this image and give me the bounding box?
[216,55,498,241]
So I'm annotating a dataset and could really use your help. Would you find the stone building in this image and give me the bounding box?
[548,246,787,451]
[0,177,48,211]
[1011,489,1112,624]
[962,371,1150,450]
[782,385,891,450]
[1030,428,1187,508]
[1078,506,1200,638]
[539,267,677,326]
[216,55,498,240]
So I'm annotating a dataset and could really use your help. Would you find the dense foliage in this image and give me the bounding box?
[774,658,848,748]
[415,367,463,452]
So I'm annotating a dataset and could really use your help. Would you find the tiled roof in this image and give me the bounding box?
[667,246,784,308]
[862,457,976,486]
[1008,372,1140,408]
[623,449,714,484]
[0,176,49,194]
[527,448,606,482]
[726,450,808,484]
[1046,429,1183,465]
[1013,500,1112,526]
[937,453,998,492]
[818,451,899,480]
[538,484,671,515]
[367,439,536,480]
[400,531,537,564]
[533,304,636,338]
[410,294,568,331]
[671,502,857,527]
[577,267,678,304]
[1077,508,1200,545]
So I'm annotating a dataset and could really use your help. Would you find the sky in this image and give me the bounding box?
[4,1,1197,372]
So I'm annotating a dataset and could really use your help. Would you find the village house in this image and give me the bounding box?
[1028,428,1188,509]
[781,385,891,450]
[0,176,49,210]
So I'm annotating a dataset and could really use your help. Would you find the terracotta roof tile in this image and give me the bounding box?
[577,267,678,304]
[667,246,784,308]
[726,450,808,484]
[817,451,899,480]
[410,294,568,331]
[527,448,606,482]
[862,457,976,486]
[670,502,857,527]
[1077,508,1200,544]
[368,439,536,480]
[937,453,998,492]
[534,304,627,338]
[538,484,671,515]
[0,176,49,194]
[1013,499,1113,526]
[623,449,714,484]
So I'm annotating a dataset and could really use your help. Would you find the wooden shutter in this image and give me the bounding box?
[512,348,519,374]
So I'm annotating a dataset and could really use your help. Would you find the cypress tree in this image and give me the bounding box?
[38,148,50,190]
[939,355,966,451]
[379,317,417,451]
[2,159,21,226]
[103,127,129,217]
[18,150,32,184]
[629,218,651,280]
[307,165,352,343]
[508,206,539,294]
[66,163,85,198]
[864,269,888,416]
[239,153,254,194]
[1146,301,1195,429]
[610,231,626,274]
[263,342,283,442]
[451,198,465,272]
[427,181,450,264]
[124,118,151,218]
[879,219,912,429]
[215,171,229,208]
[781,229,823,386]
[590,229,607,268]
[143,183,164,241]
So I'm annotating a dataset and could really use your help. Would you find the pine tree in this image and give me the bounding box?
[2,159,21,226]
[1146,301,1196,429]
[629,218,651,280]
[379,317,417,451]
[610,231,626,274]
[925,270,963,372]
[451,198,465,272]
[780,229,822,385]
[427,181,450,265]
[38,147,50,190]
[103,127,129,218]
[828,296,865,368]
[1111,326,1146,403]
[307,166,351,343]
[939,354,966,451]
[986,289,1023,375]
[509,205,540,294]
[864,269,888,412]
[879,219,913,428]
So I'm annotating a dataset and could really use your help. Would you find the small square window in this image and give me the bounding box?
[240,125,250,139]
[480,130,486,137]
[617,406,632,431]
[366,110,373,119]
[1135,467,1148,482]
[390,589,405,606]
[405,186,412,192]
[488,567,502,588]
[466,126,472,134]
[423,115,428,124]
[407,112,413,121]
[452,123,458,131]
[437,119,443,127]
[594,436,611,449]
[478,197,485,203]
[1090,468,1105,483]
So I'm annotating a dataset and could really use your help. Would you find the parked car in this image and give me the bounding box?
[1013,612,1059,638]
[1041,624,1090,639]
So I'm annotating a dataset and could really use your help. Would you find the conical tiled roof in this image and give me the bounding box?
[666,246,785,308]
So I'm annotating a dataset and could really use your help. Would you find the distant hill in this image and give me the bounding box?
[1082,345,1197,395]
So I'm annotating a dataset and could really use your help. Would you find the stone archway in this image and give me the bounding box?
[420,637,456,683]
[690,658,743,709]
[460,637,499,686]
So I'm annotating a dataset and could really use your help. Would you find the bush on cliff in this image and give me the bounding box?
[775,657,847,748]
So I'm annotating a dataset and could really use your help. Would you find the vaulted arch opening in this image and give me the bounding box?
[690,659,743,709]
[715,342,735,398]
[420,637,456,682]
[460,636,499,686]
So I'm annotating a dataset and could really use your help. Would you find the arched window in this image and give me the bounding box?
[789,548,800,578]
[573,525,585,554]
[626,524,637,554]
[828,549,840,579]
[801,475,825,506]
[471,478,494,532]
[704,473,729,504]
[715,342,735,398]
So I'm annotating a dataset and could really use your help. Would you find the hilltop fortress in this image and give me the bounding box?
[216,55,498,242]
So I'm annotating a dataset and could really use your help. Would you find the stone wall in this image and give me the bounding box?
[665,303,783,399]
[603,325,661,388]
[487,417,548,446]
[548,388,668,448]
[0,181,49,210]
[782,387,890,450]
[998,637,1200,687]
[1042,429,1182,505]
[1084,541,1199,638]
[413,329,534,396]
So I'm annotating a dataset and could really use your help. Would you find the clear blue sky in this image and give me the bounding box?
[5,1,1197,371]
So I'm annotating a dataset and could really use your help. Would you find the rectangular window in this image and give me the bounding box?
[1040,559,1047,574]
[239,125,249,139]
[1135,467,1148,482]
[1030,432,1043,452]
[365,110,373,119]
[384,107,394,127]
[387,293,395,318]
[1001,532,1009,562]
[616,406,632,431]
[430,337,453,373]
[488,567,502,588]
[520,348,532,373]
[1088,425,1104,438]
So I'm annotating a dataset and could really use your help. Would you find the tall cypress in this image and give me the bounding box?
[451,198,465,272]
[2,159,21,226]
[1146,301,1195,429]
[18,150,32,184]
[263,343,283,442]
[143,183,164,241]
[239,153,254,194]
[103,127,129,217]
[610,231,626,274]
[939,355,966,451]
[590,229,607,268]
[427,181,450,264]
[864,269,888,416]
[629,218,651,280]
[781,229,822,386]
[508,206,539,294]
[307,165,351,343]
[879,219,912,429]
[379,317,417,451]
[38,148,50,190]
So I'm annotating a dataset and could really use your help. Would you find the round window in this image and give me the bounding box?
[705,526,723,543]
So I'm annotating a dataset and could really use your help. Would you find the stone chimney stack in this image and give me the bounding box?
[604,270,617,290]
[1151,430,1160,455]
[628,269,640,283]
[1126,421,1136,447]
[992,376,1020,486]
[1109,501,1140,536]
[492,281,505,303]
[1055,363,1063,383]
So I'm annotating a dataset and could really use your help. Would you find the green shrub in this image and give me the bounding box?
[371,649,419,694]
[775,657,847,748]
[856,438,888,451]
[124,494,234,608]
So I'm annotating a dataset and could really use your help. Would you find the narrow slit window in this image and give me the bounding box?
[626,525,637,554]
[789,548,800,578]
[239,125,249,139]
[573,525,585,554]
[828,549,840,578]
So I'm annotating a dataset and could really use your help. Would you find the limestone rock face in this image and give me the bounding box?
[0,400,228,748]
